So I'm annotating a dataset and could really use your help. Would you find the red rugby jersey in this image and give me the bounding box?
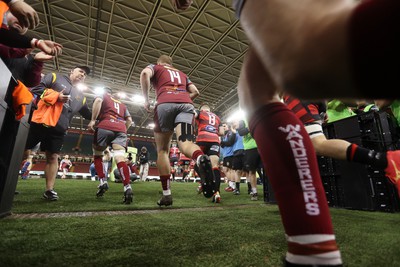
[195,110,221,143]
[97,93,130,133]
[146,64,193,105]
[169,146,180,159]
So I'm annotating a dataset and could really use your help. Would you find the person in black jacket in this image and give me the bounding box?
[25,66,92,200]
[138,146,149,182]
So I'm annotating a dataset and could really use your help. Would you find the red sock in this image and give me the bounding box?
[160,175,170,191]
[94,155,105,178]
[191,150,204,161]
[117,161,131,186]
[249,102,335,245]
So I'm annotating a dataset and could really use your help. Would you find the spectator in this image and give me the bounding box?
[375,99,400,127]
[230,119,245,195]
[237,119,262,201]
[89,161,96,181]
[26,66,92,200]
[1,11,53,180]
[20,143,40,180]
[168,141,180,182]
[187,159,199,183]
[1,1,61,55]
[326,99,357,123]
[179,152,191,183]
[138,146,149,182]
[353,99,379,114]
[59,154,72,179]
[220,123,235,192]
[169,141,180,169]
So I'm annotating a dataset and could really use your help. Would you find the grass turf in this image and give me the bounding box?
[0,178,399,267]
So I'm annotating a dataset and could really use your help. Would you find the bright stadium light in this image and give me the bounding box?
[131,94,145,104]
[94,87,104,95]
[76,83,87,91]
[117,92,126,99]
[148,123,155,129]
[227,109,245,123]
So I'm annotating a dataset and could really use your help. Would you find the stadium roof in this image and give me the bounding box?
[26,0,249,140]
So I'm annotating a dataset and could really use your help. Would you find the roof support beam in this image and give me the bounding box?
[86,0,94,66]
[124,0,163,85]
[91,0,104,77]
[100,0,116,78]
[169,0,211,57]
[42,0,60,70]
[187,20,239,77]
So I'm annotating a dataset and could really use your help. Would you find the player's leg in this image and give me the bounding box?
[237,0,356,99]
[112,140,133,204]
[238,47,342,266]
[143,163,149,181]
[210,153,221,203]
[92,128,110,197]
[174,107,215,198]
[42,129,65,201]
[154,131,174,206]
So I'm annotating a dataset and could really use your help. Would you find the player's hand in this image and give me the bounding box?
[87,120,96,132]
[34,40,63,56]
[144,100,151,112]
[8,0,40,29]
[34,52,54,62]
[58,89,70,103]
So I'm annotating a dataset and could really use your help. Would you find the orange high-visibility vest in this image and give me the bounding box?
[32,89,63,127]
[0,1,9,28]
[12,80,33,120]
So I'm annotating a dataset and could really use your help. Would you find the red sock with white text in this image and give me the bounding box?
[249,102,341,266]
[117,161,131,186]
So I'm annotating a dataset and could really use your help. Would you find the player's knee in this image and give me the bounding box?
[113,149,125,162]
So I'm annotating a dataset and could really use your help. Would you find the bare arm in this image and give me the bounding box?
[87,97,103,131]
[194,109,199,119]
[125,116,133,130]
[140,67,153,112]
[218,126,225,136]
[220,131,236,147]
[187,84,199,100]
